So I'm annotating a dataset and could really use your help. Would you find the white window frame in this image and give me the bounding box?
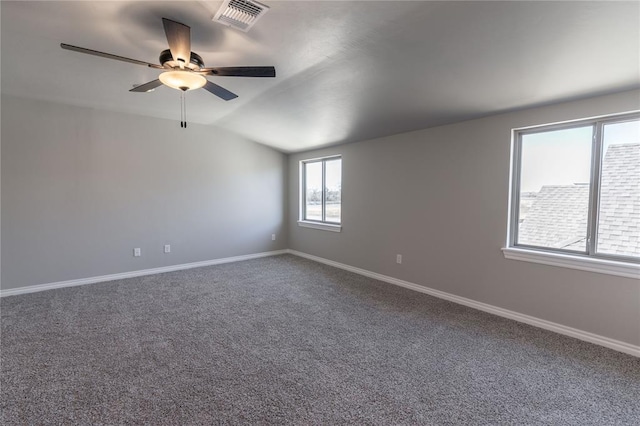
[504,111,640,279]
[298,155,342,232]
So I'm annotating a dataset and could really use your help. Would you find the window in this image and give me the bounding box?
[299,156,342,231]
[505,112,639,277]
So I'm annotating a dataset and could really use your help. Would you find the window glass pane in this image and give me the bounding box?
[304,162,323,221]
[516,126,593,251]
[596,119,640,258]
[325,159,342,223]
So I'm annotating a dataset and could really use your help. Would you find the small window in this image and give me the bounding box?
[300,156,342,230]
[509,112,639,264]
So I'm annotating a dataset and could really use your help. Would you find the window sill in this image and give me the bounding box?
[502,247,639,279]
[297,221,342,232]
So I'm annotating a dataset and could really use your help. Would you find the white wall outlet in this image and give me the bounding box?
[134,248,141,257]
[164,244,171,253]
[272,234,276,241]
[396,254,402,264]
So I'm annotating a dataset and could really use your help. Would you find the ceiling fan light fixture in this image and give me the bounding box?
[159,71,206,91]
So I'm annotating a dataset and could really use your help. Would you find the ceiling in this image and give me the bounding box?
[1,1,639,152]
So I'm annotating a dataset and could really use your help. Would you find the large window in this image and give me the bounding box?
[508,112,639,268]
[299,156,342,231]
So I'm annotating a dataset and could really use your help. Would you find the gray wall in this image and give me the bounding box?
[3,90,638,347]
[1,95,288,290]
[288,90,640,346]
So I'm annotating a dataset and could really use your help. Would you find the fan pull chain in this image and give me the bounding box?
[180,91,184,128]
[178,90,188,128]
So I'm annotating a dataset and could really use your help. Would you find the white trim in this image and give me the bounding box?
[299,154,342,228]
[502,247,640,280]
[505,128,517,248]
[3,248,637,357]
[297,221,342,232]
[288,250,640,358]
[0,250,288,298]
[513,109,640,132]
[506,111,640,270]
[299,154,342,164]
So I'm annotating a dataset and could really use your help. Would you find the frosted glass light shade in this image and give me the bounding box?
[159,71,206,91]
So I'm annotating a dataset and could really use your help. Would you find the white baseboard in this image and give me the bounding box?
[288,250,640,358]
[3,248,638,357]
[0,250,289,298]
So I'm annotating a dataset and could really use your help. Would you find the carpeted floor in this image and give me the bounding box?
[1,254,639,425]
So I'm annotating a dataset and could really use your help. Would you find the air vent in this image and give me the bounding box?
[213,0,270,32]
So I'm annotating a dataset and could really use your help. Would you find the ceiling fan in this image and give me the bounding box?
[61,18,276,127]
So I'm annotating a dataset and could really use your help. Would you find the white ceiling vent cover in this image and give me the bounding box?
[213,0,270,32]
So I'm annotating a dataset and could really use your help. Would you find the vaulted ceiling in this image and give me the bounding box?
[2,1,638,152]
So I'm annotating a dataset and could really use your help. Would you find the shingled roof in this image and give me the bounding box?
[598,143,640,256]
[518,143,639,257]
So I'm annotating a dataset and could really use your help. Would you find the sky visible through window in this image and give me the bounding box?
[305,159,342,192]
[325,159,342,192]
[520,120,639,193]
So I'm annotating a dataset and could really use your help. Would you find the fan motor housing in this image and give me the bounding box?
[159,49,204,70]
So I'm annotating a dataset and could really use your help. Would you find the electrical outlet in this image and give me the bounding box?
[134,248,141,257]
[271,234,276,241]
[396,254,402,264]
[164,244,171,253]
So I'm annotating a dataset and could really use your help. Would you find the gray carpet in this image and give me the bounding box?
[1,254,639,425]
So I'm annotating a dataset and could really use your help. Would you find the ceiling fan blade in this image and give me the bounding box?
[60,44,162,68]
[162,18,191,64]
[130,79,163,93]
[202,66,276,77]
[203,81,238,101]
